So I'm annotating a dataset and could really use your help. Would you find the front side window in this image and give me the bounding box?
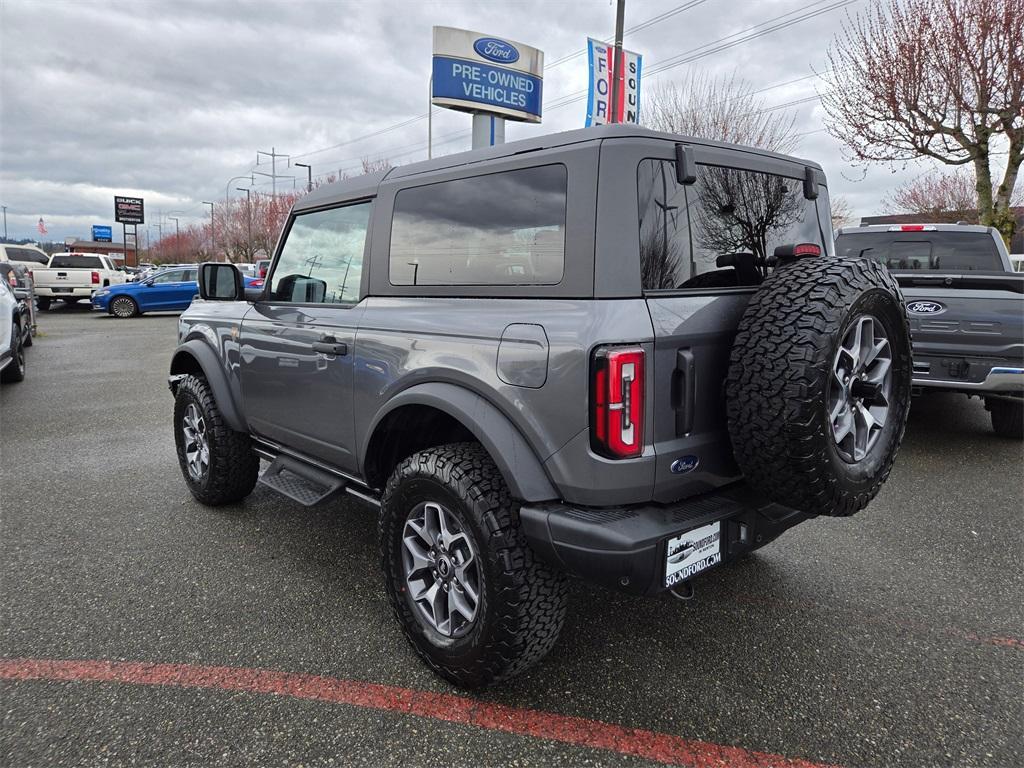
[270,202,370,304]
[151,269,186,283]
[389,164,567,286]
[638,160,822,290]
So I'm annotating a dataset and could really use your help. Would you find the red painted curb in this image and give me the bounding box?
[0,657,841,768]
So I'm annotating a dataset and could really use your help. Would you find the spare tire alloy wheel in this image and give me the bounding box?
[829,315,893,462]
[111,296,137,318]
[403,501,481,638]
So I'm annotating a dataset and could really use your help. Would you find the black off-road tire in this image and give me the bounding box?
[380,442,568,688]
[36,297,51,311]
[725,257,912,517]
[1,325,26,383]
[987,397,1024,439]
[173,374,259,505]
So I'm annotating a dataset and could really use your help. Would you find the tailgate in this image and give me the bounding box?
[34,269,95,289]
[896,272,1024,383]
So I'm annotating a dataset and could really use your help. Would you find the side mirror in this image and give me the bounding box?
[198,262,243,301]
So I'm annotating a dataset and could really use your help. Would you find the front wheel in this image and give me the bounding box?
[1,326,25,383]
[110,296,139,318]
[173,374,259,505]
[380,443,568,689]
[987,397,1023,439]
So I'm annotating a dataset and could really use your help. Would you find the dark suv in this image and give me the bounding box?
[169,125,912,688]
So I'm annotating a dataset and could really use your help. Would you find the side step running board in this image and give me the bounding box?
[258,454,346,507]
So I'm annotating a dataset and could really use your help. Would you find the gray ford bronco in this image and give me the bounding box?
[169,125,913,688]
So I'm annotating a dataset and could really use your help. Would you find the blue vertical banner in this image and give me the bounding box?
[586,38,642,127]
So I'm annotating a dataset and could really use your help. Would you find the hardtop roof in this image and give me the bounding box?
[292,124,824,212]
[836,223,995,236]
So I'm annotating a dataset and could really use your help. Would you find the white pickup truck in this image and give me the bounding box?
[33,253,127,309]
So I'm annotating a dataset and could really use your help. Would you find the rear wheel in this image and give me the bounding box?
[110,296,139,318]
[987,397,1023,439]
[380,443,568,688]
[1,325,26,383]
[726,257,913,517]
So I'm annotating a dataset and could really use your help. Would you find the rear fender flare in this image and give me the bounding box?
[169,339,247,432]
[364,382,558,502]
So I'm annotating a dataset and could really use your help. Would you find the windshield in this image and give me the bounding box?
[835,231,1002,271]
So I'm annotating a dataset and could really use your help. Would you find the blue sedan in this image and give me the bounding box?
[92,266,262,317]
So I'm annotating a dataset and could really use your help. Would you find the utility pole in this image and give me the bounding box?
[294,163,313,192]
[168,216,179,240]
[256,147,290,197]
[1,205,6,241]
[237,187,252,259]
[609,0,626,124]
[202,201,215,257]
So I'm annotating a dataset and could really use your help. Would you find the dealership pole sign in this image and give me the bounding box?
[586,38,642,126]
[92,225,112,242]
[114,196,145,225]
[431,27,544,123]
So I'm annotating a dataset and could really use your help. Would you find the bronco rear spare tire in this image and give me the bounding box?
[725,257,912,517]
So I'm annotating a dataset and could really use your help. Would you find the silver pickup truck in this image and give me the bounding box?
[836,224,1024,437]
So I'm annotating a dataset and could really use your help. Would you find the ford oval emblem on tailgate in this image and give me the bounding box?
[671,455,700,474]
[474,37,520,63]
[906,300,945,315]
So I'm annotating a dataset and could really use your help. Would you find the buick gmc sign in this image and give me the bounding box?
[432,26,544,123]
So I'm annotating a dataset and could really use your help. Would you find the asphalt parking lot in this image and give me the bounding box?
[1,307,1021,768]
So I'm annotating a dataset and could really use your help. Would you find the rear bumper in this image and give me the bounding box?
[914,363,1024,393]
[519,483,810,596]
[36,286,94,298]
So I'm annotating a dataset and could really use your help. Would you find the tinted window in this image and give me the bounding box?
[11,248,48,265]
[151,269,186,283]
[389,164,567,286]
[835,232,1002,270]
[50,254,103,269]
[270,202,370,304]
[184,269,197,282]
[638,160,822,290]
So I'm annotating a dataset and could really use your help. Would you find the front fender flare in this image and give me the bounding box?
[169,339,247,433]
[364,382,558,503]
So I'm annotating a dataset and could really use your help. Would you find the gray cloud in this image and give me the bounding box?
[1,0,952,241]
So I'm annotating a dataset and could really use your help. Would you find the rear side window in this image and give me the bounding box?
[637,160,822,290]
[11,248,48,265]
[269,201,370,304]
[389,164,567,286]
[49,255,102,269]
[835,232,1002,270]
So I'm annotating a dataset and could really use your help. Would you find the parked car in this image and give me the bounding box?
[0,243,49,270]
[33,252,127,309]
[255,258,271,278]
[0,276,29,383]
[234,263,256,277]
[93,265,261,317]
[169,124,913,688]
[836,223,1023,438]
[0,262,36,344]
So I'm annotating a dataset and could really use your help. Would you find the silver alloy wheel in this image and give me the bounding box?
[181,403,210,481]
[402,501,481,638]
[111,297,135,318]
[828,314,893,463]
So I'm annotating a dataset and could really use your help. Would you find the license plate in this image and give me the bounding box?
[664,521,722,588]
[53,288,72,293]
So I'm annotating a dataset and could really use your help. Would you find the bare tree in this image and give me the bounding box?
[883,167,1024,221]
[643,70,800,153]
[821,0,1024,244]
[830,195,856,230]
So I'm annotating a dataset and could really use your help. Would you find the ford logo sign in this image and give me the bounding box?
[670,455,700,474]
[906,300,945,315]
[474,37,520,64]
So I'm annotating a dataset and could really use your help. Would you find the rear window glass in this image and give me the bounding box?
[835,231,1002,270]
[638,160,822,290]
[389,164,567,286]
[49,255,102,269]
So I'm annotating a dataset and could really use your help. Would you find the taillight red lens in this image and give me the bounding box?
[91,271,100,284]
[591,346,645,459]
[7,273,16,287]
[794,243,821,257]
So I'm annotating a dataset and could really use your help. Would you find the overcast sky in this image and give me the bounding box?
[0,0,952,242]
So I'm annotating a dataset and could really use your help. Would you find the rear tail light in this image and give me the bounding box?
[793,243,821,257]
[259,266,267,278]
[91,271,100,285]
[591,346,645,459]
[7,273,16,287]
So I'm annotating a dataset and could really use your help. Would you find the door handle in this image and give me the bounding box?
[311,335,347,356]
[671,349,696,436]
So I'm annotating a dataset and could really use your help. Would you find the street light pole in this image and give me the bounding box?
[168,216,179,239]
[1,205,7,241]
[294,163,313,192]
[225,174,254,210]
[236,187,252,260]
[609,0,626,124]
[202,202,215,257]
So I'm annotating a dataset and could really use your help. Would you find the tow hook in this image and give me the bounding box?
[670,581,695,601]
